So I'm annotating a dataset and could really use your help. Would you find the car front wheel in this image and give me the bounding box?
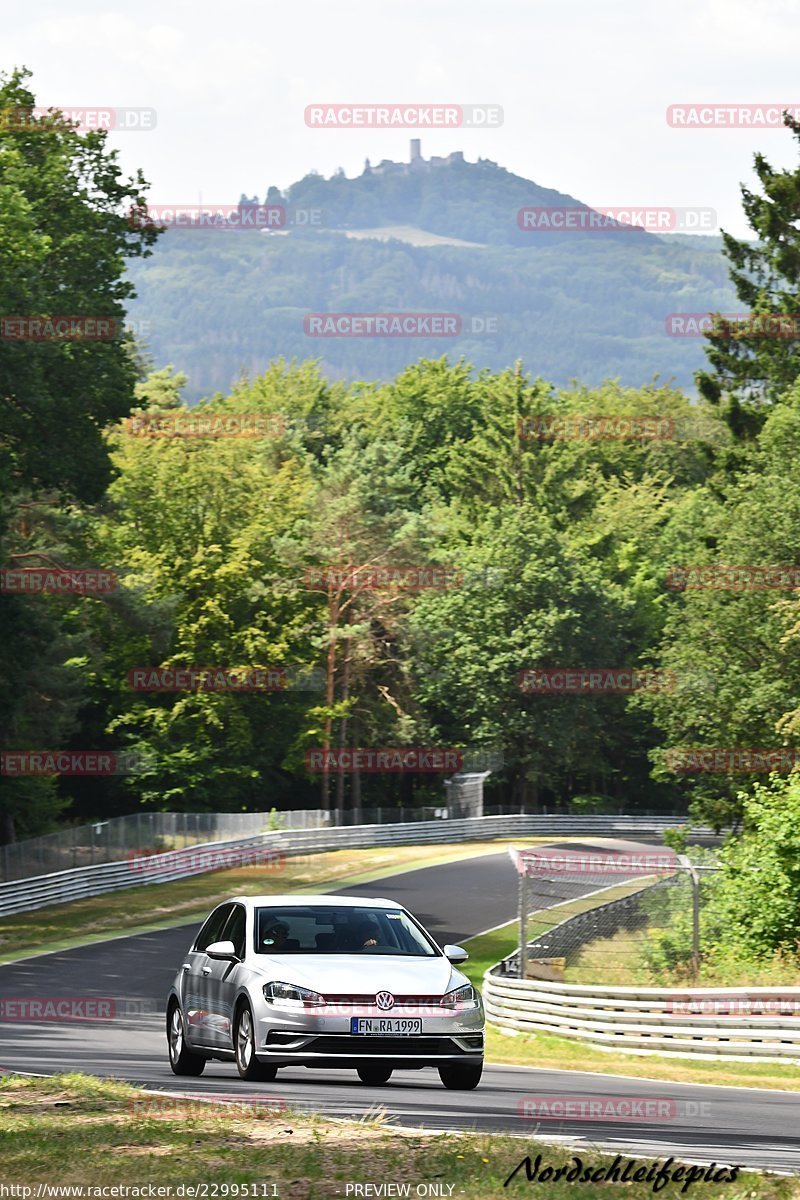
[356,1064,393,1085]
[438,1061,482,1090]
[167,1002,206,1076]
[234,1003,278,1082]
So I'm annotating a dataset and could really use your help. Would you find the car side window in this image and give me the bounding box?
[221,904,246,959]
[194,904,233,952]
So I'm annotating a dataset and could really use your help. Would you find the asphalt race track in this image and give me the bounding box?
[1,839,798,1175]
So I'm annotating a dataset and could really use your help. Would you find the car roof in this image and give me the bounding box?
[225,895,400,909]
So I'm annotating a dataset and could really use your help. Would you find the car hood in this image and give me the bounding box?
[248,953,463,995]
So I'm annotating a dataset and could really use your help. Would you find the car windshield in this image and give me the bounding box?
[254,905,439,956]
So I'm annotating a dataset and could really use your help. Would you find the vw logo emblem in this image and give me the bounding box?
[376,991,395,1011]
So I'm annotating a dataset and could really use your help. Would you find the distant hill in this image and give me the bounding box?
[125,145,735,400]
[281,146,652,246]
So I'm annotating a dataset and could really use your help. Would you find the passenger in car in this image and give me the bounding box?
[262,922,291,950]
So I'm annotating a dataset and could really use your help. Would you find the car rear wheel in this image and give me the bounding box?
[234,1003,278,1082]
[356,1064,393,1085]
[438,1061,482,1090]
[167,1002,206,1076]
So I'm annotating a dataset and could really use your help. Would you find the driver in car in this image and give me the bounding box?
[351,917,381,949]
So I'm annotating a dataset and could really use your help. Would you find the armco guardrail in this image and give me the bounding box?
[482,971,800,1062]
[0,808,324,884]
[1,804,683,883]
[0,833,284,917]
[0,813,705,917]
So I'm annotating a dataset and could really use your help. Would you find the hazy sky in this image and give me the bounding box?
[4,0,800,238]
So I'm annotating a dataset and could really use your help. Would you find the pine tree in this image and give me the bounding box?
[697,114,800,434]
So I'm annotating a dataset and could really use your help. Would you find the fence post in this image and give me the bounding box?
[690,867,700,980]
[679,855,701,980]
[518,866,528,980]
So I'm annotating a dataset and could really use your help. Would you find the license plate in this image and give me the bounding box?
[351,1017,423,1035]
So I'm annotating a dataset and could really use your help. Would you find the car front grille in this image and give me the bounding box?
[321,994,447,1008]
[303,1035,475,1056]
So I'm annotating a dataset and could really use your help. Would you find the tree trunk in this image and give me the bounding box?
[335,638,351,819]
[321,590,339,814]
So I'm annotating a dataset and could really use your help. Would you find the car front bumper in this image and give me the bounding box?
[253,1004,485,1067]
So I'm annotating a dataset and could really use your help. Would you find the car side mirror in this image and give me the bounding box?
[206,939,238,960]
[443,944,468,964]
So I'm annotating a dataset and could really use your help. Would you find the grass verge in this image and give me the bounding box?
[462,923,800,1092]
[567,926,800,988]
[0,1073,795,1198]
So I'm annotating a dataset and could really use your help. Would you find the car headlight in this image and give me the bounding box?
[440,983,479,1010]
[263,981,325,1010]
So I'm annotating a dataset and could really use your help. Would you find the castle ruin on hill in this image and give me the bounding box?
[241,142,497,209]
[363,140,496,176]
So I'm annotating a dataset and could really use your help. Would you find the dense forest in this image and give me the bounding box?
[3,69,800,857]
[125,227,734,401]
[122,148,736,400]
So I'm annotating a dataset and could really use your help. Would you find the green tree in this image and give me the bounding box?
[0,68,159,841]
[643,383,800,828]
[697,113,800,433]
[703,773,800,965]
[0,67,159,501]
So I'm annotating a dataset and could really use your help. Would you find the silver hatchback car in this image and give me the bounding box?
[166,894,484,1089]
